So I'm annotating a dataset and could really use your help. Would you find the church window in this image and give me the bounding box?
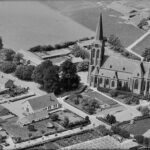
[96,50,99,58]
[110,65,112,68]
[134,79,138,89]
[111,81,115,87]
[137,73,139,76]
[105,79,109,85]
[142,80,146,91]
[99,78,103,84]
[147,81,149,92]
[123,67,125,71]
[92,49,95,57]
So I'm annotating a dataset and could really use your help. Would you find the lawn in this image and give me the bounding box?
[84,89,118,106]
[2,117,64,141]
[132,34,150,55]
[120,118,150,135]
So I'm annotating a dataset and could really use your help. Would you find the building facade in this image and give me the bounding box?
[88,14,150,95]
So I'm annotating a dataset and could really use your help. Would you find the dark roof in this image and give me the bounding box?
[27,93,59,111]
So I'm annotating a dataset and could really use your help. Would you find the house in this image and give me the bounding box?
[22,93,61,114]
[88,13,150,95]
[19,93,61,126]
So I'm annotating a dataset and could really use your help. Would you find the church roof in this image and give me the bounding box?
[93,54,150,80]
[95,13,103,41]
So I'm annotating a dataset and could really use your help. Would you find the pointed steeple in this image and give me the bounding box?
[95,13,103,41]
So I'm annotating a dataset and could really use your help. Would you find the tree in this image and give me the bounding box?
[28,125,36,132]
[108,34,124,52]
[142,48,150,61]
[43,66,60,93]
[63,117,69,128]
[60,59,80,91]
[106,114,116,124]
[71,44,90,59]
[51,114,59,121]
[134,135,144,144]
[2,48,16,61]
[1,61,16,73]
[13,53,24,65]
[77,60,89,72]
[32,60,53,85]
[109,90,118,97]
[85,116,90,123]
[0,36,3,49]
[15,65,35,81]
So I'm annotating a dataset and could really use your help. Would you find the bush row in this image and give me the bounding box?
[29,37,92,52]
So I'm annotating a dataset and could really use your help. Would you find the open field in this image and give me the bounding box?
[120,118,150,135]
[44,0,145,47]
[0,1,93,51]
[132,34,150,55]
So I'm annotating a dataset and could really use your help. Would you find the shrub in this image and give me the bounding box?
[106,114,116,124]
[111,126,130,138]
[28,125,36,132]
[0,61,16,73]
[51,114,59,121]
[109,90,118,97]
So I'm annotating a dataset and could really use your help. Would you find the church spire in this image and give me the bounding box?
[95,13,103,41]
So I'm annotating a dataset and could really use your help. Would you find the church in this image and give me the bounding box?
[88,14,150,95]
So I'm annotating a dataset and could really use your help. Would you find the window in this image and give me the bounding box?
[99,78,103,84]
[96,49,99,58]
[137,73,139,76]
[123,67,125,71]
[111,81,115,87]
[110,65,112,68]
[134,79,138,89]
[147,81,149,92]
[142,80,146,91]
[105,79,109,85]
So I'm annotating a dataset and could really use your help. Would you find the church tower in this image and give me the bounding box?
[88,13,105,85]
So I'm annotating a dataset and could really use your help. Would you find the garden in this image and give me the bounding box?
[65,88,119,115]
[54,125,111,147]
[50,109,90,129]
[1,117,64,142]
[97,86,148,105]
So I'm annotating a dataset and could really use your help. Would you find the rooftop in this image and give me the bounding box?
[23,93,59,111]
[42,48,71,59]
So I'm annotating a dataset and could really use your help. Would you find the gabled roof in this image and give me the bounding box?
[19,110,49,125]
[25,93,59,111]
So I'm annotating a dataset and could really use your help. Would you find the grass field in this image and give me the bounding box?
[0,1,93,51]
[120,118,150,135]
[132,34,150,55]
